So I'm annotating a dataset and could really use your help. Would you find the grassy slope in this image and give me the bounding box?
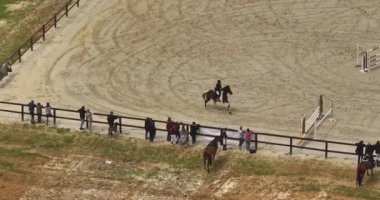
[0,0,70,63]
[0,123,379,199]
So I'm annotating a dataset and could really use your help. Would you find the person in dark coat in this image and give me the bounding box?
[107,111,118,128]
[365,143,375,156]
[189,122,199,145]
[214,80,222,102]
[375,141,380,166]
[355,140,365,163]
[27,100,36,122]
[78,106,86,130]
[144,117,151,140]
[149,119,156,143]
[220,128,228,151]
[166,117,173,142]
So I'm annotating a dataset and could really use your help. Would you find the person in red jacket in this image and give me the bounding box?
[244,128,253,151]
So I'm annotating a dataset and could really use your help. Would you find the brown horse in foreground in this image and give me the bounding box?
[356,156,375,186]
[202,85,233,114]
[203,136,223,173]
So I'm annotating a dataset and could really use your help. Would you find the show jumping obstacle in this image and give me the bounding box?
[299,95,333,144]
[356,44,380,73]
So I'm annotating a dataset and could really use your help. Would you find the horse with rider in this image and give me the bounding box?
[202,80,233,114]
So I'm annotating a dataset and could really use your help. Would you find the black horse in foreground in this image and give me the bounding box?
[202,85,233,114]
[203,136,223,173]
[356,155,376,186]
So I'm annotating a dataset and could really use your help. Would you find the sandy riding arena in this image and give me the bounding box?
[1,0,380,142]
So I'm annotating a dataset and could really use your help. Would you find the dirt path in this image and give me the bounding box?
[1,0,380,143]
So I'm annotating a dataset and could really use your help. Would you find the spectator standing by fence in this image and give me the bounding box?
[144,117,151,140]
[45,102,52,125]
[36,103,44,123]
[237,126,244,150]
[149,119,156,143]
[86,109,93,131]
[245,128,252,151]
[27,100,36,123]
[220,128,228,151]
[175,122,181,144]
[375,141,380,166]
[190,122,199,145]
[78,106,86,130]
[355,141,365,163]
[365,143,374,157]
[166,117,173,142]
[179,125,188,146]
[107,111,118,128]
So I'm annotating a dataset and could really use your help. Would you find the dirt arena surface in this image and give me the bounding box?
[1,0,380,143]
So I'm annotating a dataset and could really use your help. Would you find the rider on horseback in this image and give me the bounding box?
[214,80,222,102]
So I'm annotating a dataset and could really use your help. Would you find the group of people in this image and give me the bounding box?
[166,117,200,146]
[77,106,93,131]
[27,100,53,124]
[77,107,119,135]
[355,141,380,166]
[28,99,255,151]
[237,126,254,151]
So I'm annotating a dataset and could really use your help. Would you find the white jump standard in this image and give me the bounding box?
[356,44,380,73]
[299,95,333,144]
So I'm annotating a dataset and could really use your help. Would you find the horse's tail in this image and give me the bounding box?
[202,92,207,101]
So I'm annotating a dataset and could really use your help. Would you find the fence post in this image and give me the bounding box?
[21,105,24,121]
[66,3,69,17]
[77,0,80,7]
[325,142,328,159]
[18,49,22,62]
[290,137,293,155]
[42,25,46,41]
[30,37,33,51]
[54,14,57,28]
[254,133,258,150]
[119,118,122,133]
[301,115,306,134]
[86,118,88,129]
[53,109,56,125]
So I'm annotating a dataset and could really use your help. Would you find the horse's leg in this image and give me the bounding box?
[207,156,211,173]
[203,153,206,170]
[356,171,360,186]
[227,104,231,114]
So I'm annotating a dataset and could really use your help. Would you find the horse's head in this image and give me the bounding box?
[223,85,232,95]
[212,136,223,146]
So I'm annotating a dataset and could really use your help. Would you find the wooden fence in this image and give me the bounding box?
[1,0,80,66]
[0,101,356,159]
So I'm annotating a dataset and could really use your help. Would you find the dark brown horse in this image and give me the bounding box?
[202,85,233,114]
[203,136,223,173]
[356,155,375,186]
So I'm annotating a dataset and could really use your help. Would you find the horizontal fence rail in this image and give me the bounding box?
[0,101,357,159]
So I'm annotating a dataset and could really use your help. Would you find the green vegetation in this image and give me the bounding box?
[0,123,379,199]
[0,0,70,62]
[334,185,380,200]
